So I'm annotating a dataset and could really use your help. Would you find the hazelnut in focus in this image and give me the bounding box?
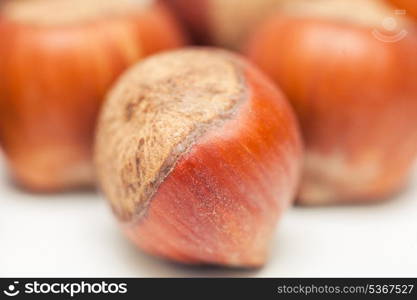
[94,48,303,267]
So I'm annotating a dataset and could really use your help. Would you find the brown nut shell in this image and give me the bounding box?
[246,0,417,204]
[0,0,186,191]
[95,48,303,267]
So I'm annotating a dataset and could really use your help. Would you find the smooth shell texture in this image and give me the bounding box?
[0,0,185,190]
[246,0,417,204]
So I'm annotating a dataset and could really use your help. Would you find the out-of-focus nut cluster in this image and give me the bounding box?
[0,0,416,268]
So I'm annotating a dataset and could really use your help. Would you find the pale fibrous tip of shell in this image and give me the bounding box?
[2,0,153,25]
[272,0,410,29]
[96,49,246,221]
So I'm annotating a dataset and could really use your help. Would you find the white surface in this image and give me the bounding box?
[0,155,416,278]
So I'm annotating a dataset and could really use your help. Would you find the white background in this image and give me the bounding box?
[0,155,416,277]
